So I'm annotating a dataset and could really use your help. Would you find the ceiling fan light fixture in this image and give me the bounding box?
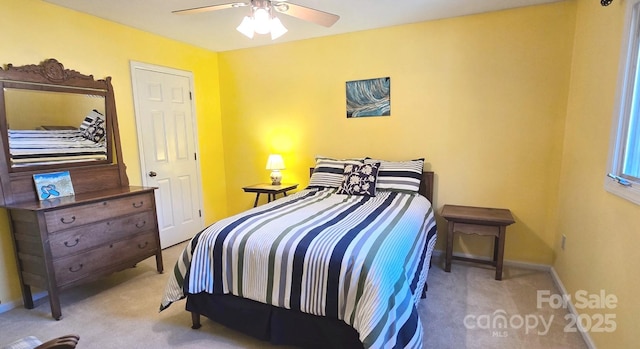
[235,0,288,40]
[175,0,339,43]
[236,16,255,38]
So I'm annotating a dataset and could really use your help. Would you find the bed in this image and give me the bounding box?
[160,157,437,349]
[7,110,107,167]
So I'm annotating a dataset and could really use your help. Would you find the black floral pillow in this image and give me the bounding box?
[80,110,106,143]
[337,162,380,196]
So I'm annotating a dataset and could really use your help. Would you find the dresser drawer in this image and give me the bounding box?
[53,231,158,287]
[48,211,156,258]
[44,193,154,233]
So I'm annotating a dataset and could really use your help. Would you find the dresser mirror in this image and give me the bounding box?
[0,59,114,173]
[4,86,106,131]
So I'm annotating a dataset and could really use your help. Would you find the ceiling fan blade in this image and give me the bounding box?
[276,2,339,27]
[172,2,248,15]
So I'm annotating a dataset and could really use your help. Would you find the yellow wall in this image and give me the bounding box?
[0,0,228,305]
[218,2,576,265]
[554,0,639,347]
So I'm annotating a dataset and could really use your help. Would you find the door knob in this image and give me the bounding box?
[148,171,157,177]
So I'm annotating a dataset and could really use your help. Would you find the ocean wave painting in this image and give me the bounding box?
[346,77,390,118]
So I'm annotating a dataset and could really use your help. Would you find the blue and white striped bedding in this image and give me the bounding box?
[161,187,437,349]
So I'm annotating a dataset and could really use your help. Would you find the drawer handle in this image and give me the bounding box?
[132,201,144,208]
[64,238,80,248]
[138,241,149,249]
[60,216,76,224]
[69,264,83,273]
[135,221,147,229]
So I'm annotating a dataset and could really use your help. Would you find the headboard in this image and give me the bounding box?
[308,167,434,203]
[419,171,434,203]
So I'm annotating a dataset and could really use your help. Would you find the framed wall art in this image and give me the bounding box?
[346,77,391,118]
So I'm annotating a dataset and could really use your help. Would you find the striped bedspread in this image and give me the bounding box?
[161,188,437,349]
[8,129,106,166]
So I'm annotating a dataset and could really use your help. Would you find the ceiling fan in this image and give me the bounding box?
[172,0,340,40]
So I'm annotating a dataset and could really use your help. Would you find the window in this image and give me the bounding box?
[606,0,640,204]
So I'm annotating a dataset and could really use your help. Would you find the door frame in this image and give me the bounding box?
[129,60,205,234]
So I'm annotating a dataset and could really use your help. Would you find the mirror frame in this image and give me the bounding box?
[0,59,116,172]
[0,59,128,206]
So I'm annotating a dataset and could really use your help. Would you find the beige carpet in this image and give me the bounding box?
[0,242,588,348]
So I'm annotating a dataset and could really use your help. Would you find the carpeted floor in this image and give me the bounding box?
[0,242,588,348]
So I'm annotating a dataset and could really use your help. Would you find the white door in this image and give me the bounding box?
[130,62,204,249]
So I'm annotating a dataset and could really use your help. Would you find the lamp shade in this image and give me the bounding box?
[236,16,255,38]
[266,154,285,185]
[266,154,285,170]
[269,17,288,39]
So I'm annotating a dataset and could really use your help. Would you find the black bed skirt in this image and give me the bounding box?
[186,292,364,349]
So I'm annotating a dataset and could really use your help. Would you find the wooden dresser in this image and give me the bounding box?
[0,59,163,319]
[4,186,162,320]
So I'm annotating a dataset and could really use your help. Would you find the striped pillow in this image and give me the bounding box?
[309,156,364,188]
[366,158,424,193]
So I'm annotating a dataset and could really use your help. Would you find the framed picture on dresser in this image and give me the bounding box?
[33,171,75,200]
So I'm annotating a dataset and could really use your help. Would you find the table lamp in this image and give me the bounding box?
[266,154,285,185]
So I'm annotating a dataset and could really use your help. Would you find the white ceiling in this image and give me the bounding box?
[43,0,563,52]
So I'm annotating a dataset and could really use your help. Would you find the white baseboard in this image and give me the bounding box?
[0,290,48,314]
[549,267,598,349]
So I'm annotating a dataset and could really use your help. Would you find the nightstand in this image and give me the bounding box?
[243,183,299,207]
[441,204,515,280]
